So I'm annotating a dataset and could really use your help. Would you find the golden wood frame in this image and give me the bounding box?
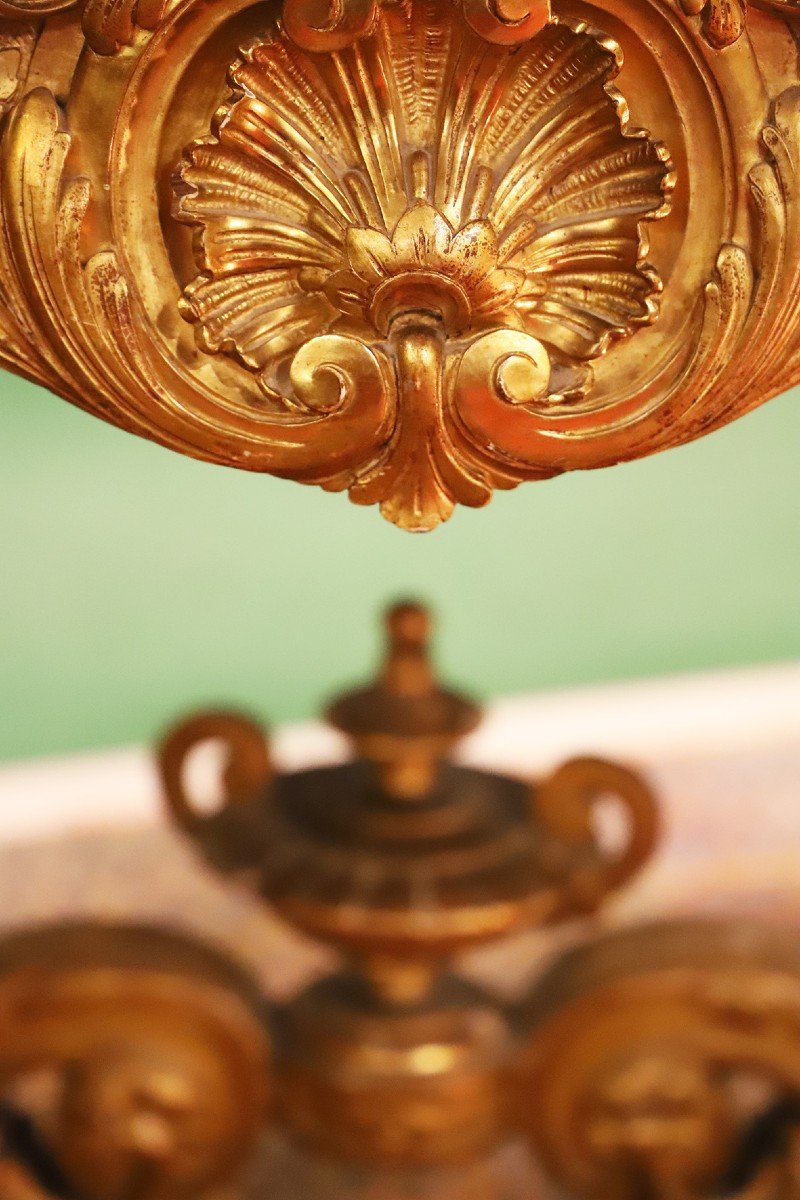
[1,0,799,528]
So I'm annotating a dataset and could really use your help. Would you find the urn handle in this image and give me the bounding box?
[535,757,659,909]
[157,710,272,835]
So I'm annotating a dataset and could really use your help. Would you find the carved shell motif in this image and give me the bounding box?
[175,1,673,530]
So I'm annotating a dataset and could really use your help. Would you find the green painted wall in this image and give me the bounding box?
[1,372,798,762]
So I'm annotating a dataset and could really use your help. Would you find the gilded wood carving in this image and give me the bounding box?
[0,924,271,1200]
[2,607,800,1198]
[516,919,800,1199]
[0,0,799,528]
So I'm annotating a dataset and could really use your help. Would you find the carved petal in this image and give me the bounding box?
[323,268,371,316]
[392,203,454,268]
[450,221,499,270]
[346,226,398,285]
[472,267,525,315]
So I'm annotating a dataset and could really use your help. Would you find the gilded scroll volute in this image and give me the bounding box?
[0,924,271,1200]
[1,0,800,528]
[514,920,800,1199]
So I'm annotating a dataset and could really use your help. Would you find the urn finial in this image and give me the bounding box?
[327,601,481,798]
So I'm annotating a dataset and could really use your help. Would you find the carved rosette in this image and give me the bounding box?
[1,0,800,528]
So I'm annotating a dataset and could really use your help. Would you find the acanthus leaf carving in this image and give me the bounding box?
[0,88,395,489]
[0,88,160,421]
[0,0,167,54]
[651,86,800,455]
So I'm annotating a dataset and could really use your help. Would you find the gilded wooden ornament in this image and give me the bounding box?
[515,919,800,1199]
[0,924,271,1200]
[171,7,673,529]
[153,602,663,1171]
[2,607,800,1198]
[159,604,660,966]
[0,0,799,528]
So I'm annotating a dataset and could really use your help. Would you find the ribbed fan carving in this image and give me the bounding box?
[174,1,673,528]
